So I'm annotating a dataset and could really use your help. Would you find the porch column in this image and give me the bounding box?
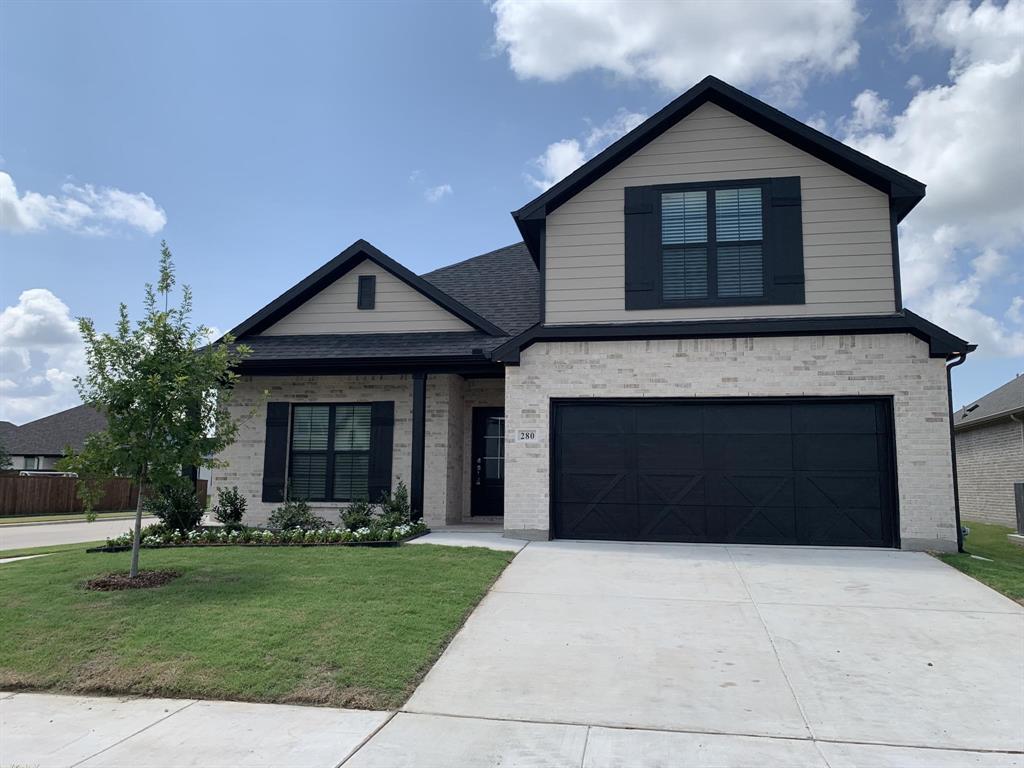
[410,372,426,521]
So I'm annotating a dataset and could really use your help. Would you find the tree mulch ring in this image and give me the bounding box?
[85,570,181,591]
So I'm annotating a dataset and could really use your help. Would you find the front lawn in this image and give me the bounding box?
[0,544,512,708]
[937,521,1024,603]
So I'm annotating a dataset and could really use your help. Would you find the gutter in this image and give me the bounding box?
[946,348,975,553]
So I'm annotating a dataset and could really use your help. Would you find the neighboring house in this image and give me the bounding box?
[954,376,1024,528]
[211,76,973,552]
[2,404,107,471]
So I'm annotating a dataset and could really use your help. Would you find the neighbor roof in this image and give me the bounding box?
[512,75,927,262]
[4,404,107,456]
[954,375,1024,430]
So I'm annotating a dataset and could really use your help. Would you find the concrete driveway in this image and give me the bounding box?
[370,541,1024,766]
[2,542,1022,767]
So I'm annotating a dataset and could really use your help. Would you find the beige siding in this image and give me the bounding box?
[262,259,472,335]
[545,102,897,324]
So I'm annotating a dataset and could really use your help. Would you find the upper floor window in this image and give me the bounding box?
[357,275,376,310]
[624,176,804,311]
[661,184,765,303]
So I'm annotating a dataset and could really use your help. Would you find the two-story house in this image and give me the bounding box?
[212,77,972,552]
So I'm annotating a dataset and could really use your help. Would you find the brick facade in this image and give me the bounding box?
[956,418,1024,528]
[504,333,958,551]
[210,373,504,528]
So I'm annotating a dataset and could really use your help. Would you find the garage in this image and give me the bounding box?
[552,398,897,547]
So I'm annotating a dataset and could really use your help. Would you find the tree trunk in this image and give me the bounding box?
[129,481,144,578]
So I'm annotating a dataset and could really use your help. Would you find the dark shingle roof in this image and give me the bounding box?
[5,404,107,456]
[421,242,539,336]
[955,375,1024,430]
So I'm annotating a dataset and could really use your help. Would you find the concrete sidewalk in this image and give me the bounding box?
[2,691,1020,767]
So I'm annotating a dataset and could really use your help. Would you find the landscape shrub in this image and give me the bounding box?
[376,481,411,529]
[268,499,330,530]
[145,484,205,533]
[212,486,247,529]
[340,498,375,531]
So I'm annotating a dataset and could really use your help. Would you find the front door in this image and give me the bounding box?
[471,407,505,517]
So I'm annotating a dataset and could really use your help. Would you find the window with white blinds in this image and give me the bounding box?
[660,184,765,303]
[289,404,373,502]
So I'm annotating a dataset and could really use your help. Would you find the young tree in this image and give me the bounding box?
[61,242,250,577]
[0,441,12,471]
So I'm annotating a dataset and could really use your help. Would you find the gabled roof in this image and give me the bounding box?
[228,240,506,339]
[4,404,107,456]
[512,75,927,262]
[422,242,538,336]
[954,375,1024,430]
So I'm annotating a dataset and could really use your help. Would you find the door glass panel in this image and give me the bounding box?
[483,416,504,480]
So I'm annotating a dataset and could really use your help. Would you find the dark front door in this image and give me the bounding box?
[552,398,897,547]
[471,407,505,517]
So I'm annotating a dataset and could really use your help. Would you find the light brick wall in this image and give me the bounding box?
[461,378,505,520]
[504,333,958,551]
[955,419,1024,527]
[424,374,465,527]
[211,374,414,526]
[210,373,469,528]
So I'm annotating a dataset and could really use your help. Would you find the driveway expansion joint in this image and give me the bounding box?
[68,698,198,768]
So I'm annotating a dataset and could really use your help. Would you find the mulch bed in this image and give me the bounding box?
[85,570,181,591]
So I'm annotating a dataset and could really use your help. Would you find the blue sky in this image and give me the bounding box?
[1,0,1022,423]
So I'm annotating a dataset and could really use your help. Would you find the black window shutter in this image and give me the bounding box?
[624,186,661,309]
[357,275,376,310]
[261,402,290,503]
[367,401,394,503]
[766,176,805,305]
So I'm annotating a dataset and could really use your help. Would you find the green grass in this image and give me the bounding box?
[0,541,106,558]
[0,544,512,708]
[937,522,1024,603]
[0,510,139,525]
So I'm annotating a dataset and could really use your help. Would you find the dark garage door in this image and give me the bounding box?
[552,399,897,547]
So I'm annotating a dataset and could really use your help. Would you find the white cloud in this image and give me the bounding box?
[424,184,453,203]
[839,0,1024,357]
[528,108,646,191]
[0,171,166,236]
[906,73,924,89]
[0,289,85,424]
[491,0,860,101]
[840,90,891,134]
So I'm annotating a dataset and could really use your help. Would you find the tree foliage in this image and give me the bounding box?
[60,241,250,575]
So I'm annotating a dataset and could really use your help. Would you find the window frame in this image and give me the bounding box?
[655,178,771,309]
[287,402,374,503]
[357,275,376,310]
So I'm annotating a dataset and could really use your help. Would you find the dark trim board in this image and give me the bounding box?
[410,372,427,521]
[227,240,505,339]
[237,357,504,377]
[552,397,897,548]
[491,311,973,363]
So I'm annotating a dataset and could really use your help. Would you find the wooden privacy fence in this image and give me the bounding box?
[0,476,208,517]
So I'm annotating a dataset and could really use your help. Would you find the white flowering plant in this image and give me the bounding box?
[102,519,428,550]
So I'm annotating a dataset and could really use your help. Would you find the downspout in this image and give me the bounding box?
[946,351,971,552]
